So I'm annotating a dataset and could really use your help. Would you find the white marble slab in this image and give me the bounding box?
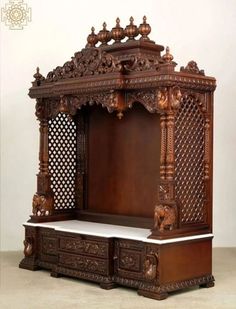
[24,220,213,244]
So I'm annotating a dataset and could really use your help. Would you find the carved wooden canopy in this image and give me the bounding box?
[29,16,216,119]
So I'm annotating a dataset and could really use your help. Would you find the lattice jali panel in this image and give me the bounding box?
[175,96,206,225]
[48,113,77,210]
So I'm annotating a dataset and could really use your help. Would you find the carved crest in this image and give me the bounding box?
[124,55,160,72]
[180,61,205,75]
[45,48,122,82]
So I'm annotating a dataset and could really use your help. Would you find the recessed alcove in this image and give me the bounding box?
[81,104,160,225]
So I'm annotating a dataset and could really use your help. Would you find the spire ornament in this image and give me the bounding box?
[162,46,174,63]
[33,67,45,86]
[97,22,111,46]
[124,16,138,41]
[139,16,151,41]
[86,27,98,48]
[111,17,125,44]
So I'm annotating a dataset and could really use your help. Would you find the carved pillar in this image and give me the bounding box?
[76,111,87,210]
[150,87,182,238]
[160,114,167,180]
[31,99,54,219]
[165,112,175,181]
[37,118,51,194]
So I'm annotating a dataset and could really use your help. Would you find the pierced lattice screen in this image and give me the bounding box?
[48,113,77,210]
[175,96,206,225]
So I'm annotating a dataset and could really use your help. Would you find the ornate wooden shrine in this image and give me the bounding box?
[19,17,216,300]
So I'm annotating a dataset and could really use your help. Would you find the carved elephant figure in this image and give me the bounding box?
[32,193,53,216]
[154,204,176,232]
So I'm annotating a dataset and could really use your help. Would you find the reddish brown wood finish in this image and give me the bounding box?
[87,104,160,218]
[21,16,216,300]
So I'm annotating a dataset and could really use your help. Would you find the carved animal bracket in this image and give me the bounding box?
[32,193,54,216]
[154,204,176,232]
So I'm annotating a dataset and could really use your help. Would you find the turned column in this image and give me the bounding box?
[30,99,54,220]
[37,118,51,195]
[149,86,182,238]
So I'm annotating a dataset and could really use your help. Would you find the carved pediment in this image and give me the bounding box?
[180,61,205,76]
[45,48,122,82]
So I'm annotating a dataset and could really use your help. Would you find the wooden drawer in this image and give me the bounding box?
[58,234,109,259]
[58,252,109,276]
[39,228,58,265]
[114,239,145,280]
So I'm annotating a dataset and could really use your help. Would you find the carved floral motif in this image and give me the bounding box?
[124,55,160,72]
[60,238,108,258]
[120,250,140,271]
[45,48,122,83]
[59,253,107,275]
[158,181,174,202]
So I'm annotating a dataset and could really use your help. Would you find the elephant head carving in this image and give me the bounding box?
[32,193,53,216]
[154,204,176,232]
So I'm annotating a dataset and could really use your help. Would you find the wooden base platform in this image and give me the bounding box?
[19,220,214,300]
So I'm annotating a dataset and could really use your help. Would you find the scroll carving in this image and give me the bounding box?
[143,245,159,282]
[23,238,33,257]
[60,238,108,258]
[124,55,160,72]
[59,253,107,275]
[180,60,205,76]
[170,86,182,110]
[45,48,122,82]
[126,88,168,113]
[157,89,168,110]
[154,204,176,232]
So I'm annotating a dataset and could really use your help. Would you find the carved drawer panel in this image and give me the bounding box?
[39,228,58,265]
[58,252,109,276]
[59,235,109,259]
[114,239,145,280]
[42,237,58,256]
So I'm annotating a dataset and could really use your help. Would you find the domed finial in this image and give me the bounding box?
[33,67,44,86]
[125,16,138,41]
[162,46,174,63]
[97,22,111,46]
[111,17,124,44]
[139,15,151,41]
[86,26,98,48]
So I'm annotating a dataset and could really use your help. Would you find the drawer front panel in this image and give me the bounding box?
[114,239,145,280]
[59,236,109,258]
[39,228,58,264]
[59,252,109,275]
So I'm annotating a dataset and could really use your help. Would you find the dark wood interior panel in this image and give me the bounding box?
[87,104,160,218]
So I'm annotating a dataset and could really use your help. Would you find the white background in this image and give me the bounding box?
[1,0,236,250]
